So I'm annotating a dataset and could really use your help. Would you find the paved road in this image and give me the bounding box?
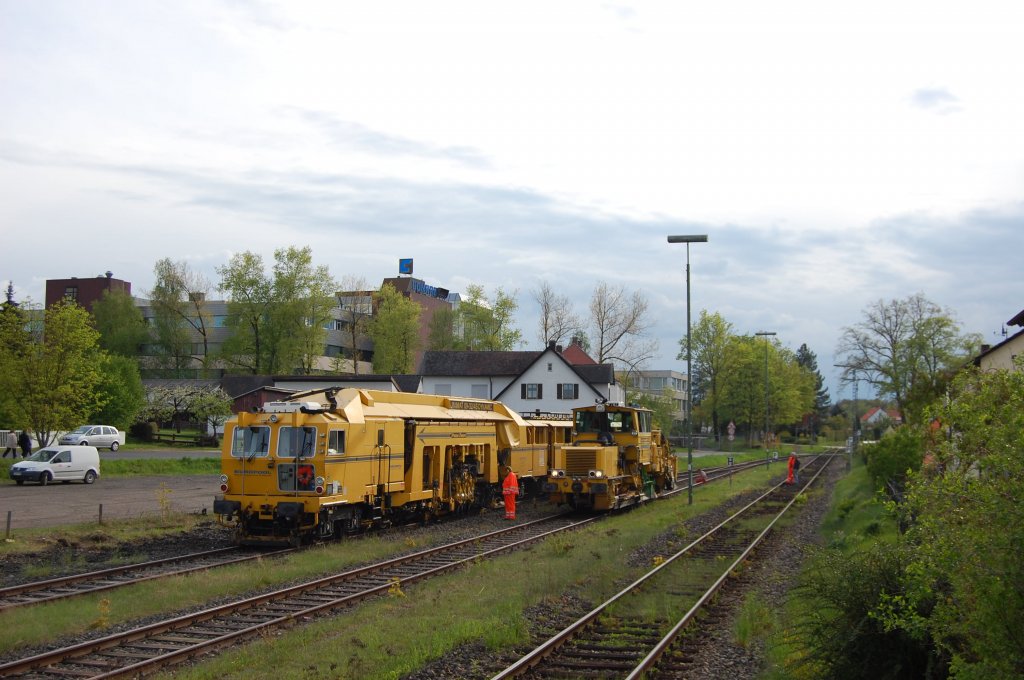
[1,448,222,531]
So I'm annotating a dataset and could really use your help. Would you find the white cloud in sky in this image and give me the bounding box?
[2,0,1023,399]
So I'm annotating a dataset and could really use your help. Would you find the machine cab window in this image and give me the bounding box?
[278,426,317,458]
[232,426,270,458]
[327,430,345,456]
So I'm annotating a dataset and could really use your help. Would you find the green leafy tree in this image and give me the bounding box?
[684,310,733,443]
[795,342,831,437]
[459,283,522,351]
[91,289,149,358]
[217,246,336,374]
[885,360,1024,677]
[369,283,421,373]
[149,258,213,376]
[9,301,105,447]
[427,306,458,351]
[836,294,980,425]
[91,354,146,429]
[217,251,273,374]
[271,247,337,374]
[718,335,763,446]
[0,291,33,426]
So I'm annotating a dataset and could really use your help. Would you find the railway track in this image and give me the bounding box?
[493,453,835,679]
[0,513,597,679]
[1,454,772,615]
[0,547,291,612]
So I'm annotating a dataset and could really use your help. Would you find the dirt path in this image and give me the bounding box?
[0,475,218,530]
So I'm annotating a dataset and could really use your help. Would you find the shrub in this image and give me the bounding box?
[129,421,159,441]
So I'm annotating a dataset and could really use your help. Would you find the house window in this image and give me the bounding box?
[547,363,552,372]
[435,384,451,396]
[64,286,78,301]
[471,384,488,399]
[521,383,543,400]
[556,383,579,399]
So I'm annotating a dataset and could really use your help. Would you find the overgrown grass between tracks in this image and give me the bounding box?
[156,467,783,680]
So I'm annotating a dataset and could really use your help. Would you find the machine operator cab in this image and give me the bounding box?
[545,402,674,510]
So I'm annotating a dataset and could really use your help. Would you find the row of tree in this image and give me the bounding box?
[0,290,232,448]
[681,310,828,445]
[87,245,664,380]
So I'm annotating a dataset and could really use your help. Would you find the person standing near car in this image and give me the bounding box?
[3,431,17,458]
[18,430,31,457]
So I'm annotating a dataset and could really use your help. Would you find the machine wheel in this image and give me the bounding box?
[40,472,52,486]
[84,470,97,484]
[110,441,119,451]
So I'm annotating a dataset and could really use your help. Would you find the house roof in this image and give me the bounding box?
[421,348,616,400]
[1008,308,1024,327]
[561,343,596,365]
[420,350,542,376]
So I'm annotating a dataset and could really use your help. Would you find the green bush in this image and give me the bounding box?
[129,421,159,441]
[792,542,942,679]
[864,427,924,499]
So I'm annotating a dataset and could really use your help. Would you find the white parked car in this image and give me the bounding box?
[59,425,125,451]
[9,446,101,485]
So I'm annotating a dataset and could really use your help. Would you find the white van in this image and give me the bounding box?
[9,446,101,486]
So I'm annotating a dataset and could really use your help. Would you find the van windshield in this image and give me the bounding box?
[26,449,58,462]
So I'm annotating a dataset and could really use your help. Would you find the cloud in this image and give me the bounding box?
[291,109,491,168]
[909,87,961,114]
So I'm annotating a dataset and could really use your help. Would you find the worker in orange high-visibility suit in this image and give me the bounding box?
[786,452,797,484]
[502,465,518,520]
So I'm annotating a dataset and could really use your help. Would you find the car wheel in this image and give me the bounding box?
[110,441,119,451]
[84,470,97,484]
[79,440,89,447]
[40,472,52,486]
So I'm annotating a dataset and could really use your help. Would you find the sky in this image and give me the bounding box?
[2,0,1023,401]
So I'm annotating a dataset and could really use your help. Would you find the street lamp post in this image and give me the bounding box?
[668,234,708,505]
[755,331,776,467]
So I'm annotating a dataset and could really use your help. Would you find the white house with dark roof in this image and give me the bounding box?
[419,342,623,416]
[973,307,1024,372]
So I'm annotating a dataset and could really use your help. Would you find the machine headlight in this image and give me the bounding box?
[588,469,604,478]
[315,476,325,495]
[550,469,565,478]
[219,474,229,492]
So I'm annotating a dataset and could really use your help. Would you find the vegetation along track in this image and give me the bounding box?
[494,454,835,680]
[0,547,292,612]
[0,455,769,617]
[0,513,597,679]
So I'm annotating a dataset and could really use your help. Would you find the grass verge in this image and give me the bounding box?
[2,467,783,676]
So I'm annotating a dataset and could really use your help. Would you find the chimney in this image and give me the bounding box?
[548,340,556,350]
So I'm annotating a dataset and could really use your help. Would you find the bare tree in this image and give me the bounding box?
[336,275,371,374]
[835,293,978,425]
[149,259,213,376]
[532,280,581,347]
[588,281,657,370]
